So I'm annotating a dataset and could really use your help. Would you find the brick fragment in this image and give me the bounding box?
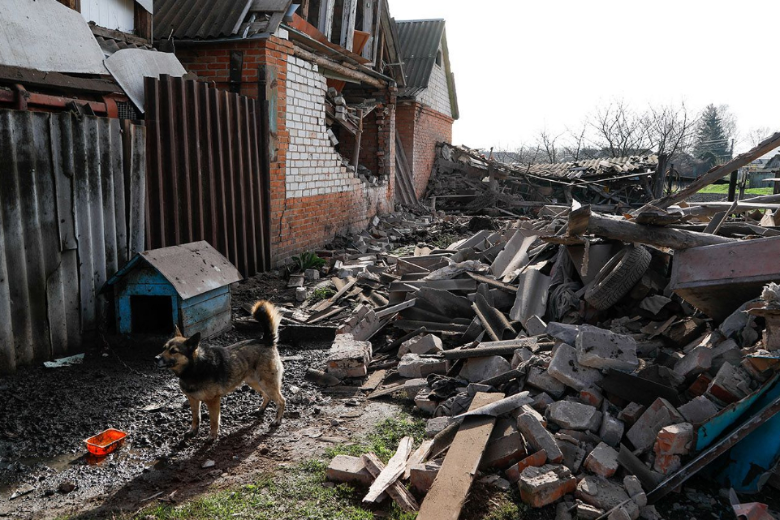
[326,334,371,379]
[577,502,604,520]
[673,346,712,378]
[548,401,601,431]
[576,476,630,510]
[481,431,527,470]
[654,423,693,456]
[548,343,604,391]
[583,442,619,477]
[678,396,719,425]
[398,334,443,358]
[527,366,566,398]
[326,455,373,486]
[398,353,447,378]
[505,450,547,483]
[626,398,684,453]
[599,412,625,448]
[706,362,752,404]
[580,386,604,408]
[518,412,564,463]
[576,328,639,372]
[518,464,577,508]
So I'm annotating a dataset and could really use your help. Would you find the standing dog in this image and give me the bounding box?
[155,300,286,440]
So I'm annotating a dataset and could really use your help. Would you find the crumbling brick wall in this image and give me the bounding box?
[397,101,454,198]
[167,35,397,267]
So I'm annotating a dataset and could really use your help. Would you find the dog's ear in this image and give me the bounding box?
[173,324,183,338]
[184,332,201,350]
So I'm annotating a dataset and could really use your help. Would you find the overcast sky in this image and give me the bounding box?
[389,0,780,154]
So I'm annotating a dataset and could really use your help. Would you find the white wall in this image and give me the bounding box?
[81,0,135,32]
[417,41,452,118]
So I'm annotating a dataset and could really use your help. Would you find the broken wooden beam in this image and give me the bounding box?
[364,436,414,503]
[362,453,419,512]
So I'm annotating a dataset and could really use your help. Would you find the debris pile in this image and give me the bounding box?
[244,152,780,516]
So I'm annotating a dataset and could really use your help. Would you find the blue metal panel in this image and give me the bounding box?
[180,286,229,309]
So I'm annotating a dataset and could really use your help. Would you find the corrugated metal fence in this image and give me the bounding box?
[0,109,145,373]
[144,75,271,277]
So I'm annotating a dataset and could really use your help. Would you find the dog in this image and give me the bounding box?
[155,300,286,440]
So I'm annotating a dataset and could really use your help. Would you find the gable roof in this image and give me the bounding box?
[153,0,292,41]
[396,19,445,97]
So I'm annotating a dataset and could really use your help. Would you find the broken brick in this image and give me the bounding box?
[398,334,443,358]
[548,343,604,391]
[653,453,681,475]
[326,334,371,379]
[505,450,547,484]
[580,386,604,408]
[527,366,567,398]
[678,396,719,425]
[548,401,601,431]
[481,431,527,470]
[583,442,619,477]
[673,346,712,379]
[459,355,511,383]
[599,412,625,448]
[706,362,752,404]
[518,412,564,463]
[654,423,693,456]
[397,353,447,378]
[626,398,684,453]
[618,402,645,426]
[576,476,630,510]
[518,464,577,508]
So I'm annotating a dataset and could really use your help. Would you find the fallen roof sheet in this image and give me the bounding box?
[396,19,446,97]
[0,0,107,75]
[524,155,659,181]
[104,49,187,113]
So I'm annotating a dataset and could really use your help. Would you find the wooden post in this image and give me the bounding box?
[362,0,375,60]
[728,170,738,202]
[352,109,363,170]
[299,0,310,20]
[318,0,335,40]
[652,153,669,198]
[340,0,358,51]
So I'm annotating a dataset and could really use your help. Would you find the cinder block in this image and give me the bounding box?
[575,328,639,372]
[583,442,619,477]
[548,344,604,391]
[518,464,577,508]
[398,353,447,378]
[326,455,373,486]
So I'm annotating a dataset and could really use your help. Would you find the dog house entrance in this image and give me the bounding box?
[130,295,174,334]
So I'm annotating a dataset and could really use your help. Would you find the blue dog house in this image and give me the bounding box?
[105,241,242,338]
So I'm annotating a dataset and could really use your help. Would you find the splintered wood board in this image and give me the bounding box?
[416,392,504,520]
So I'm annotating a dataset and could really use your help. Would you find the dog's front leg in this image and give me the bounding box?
[205,397,221,441]
[186,396,201,437]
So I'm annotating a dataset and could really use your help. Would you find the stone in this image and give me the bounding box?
[576,476,630,511]
[577,502,604,520]
[531,392,555,413]
[398,354,447,378]
[548,401,601,431]
[673,346,712,378]
[548,343,604,391]
[505,450,547,483]
[511,347,535,368]
[398,334,443,358]
[295,287,308,302]
[518,412,564,463]
[426,416,455,437]
[304,268,320,281]
[481,431,527,470]
[599,413,625,448]
[706,362,752,404]
[678,396,720,425]
[398,378,430,400]
[518,464,577,508]
[576,328,639,372]
[583,442,619,477]
[527,366,566,398]
[618,402,646,426]
[414,392,438,415]
[459,355,511,383]
[525,315,548,336]
[654,423,693,456]
[546,322,581,345]
[653,454,681,475]
[626,398,684,453]
[326,334,372,379]
[326,455,373,486]
[580,387,604,408]
[410,460,441,493]
[624,475,647,508]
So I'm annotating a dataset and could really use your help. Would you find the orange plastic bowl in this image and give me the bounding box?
[84,428,127,457]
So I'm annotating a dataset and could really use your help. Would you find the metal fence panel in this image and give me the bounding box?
[144,76,271,277]
[0,109,145,373]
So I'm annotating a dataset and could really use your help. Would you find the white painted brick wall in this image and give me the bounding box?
[285,56,363,199]
[417,42,452,118]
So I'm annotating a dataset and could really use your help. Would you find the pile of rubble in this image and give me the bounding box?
[265,180,780,517]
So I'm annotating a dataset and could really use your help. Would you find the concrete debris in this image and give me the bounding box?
[547,401,601,431]
[583,442,620,477]
[575,328,639,372]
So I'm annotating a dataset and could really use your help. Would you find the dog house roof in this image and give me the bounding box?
[106,241,242,300]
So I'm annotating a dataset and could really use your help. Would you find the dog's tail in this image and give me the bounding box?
[251,300,281,345]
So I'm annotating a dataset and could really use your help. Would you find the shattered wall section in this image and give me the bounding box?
[397,101,453,198]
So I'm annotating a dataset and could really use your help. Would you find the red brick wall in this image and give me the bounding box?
[397,101,454,198]
[174,37,396,266]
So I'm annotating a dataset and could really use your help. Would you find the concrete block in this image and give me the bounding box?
[398,353,447,378]
[576,476,630,511]
[518,412,564,463]
[548,401,601,431]
[505,450,547,483]
[626,398,684,453]
[678,396,720,425]
[548,343,604,391]
[426,416,455,437]
[599,413,625,448]
[527,366,566,398]
[576,328,639,372]
[525,315,548,336]
[618,402,645,426]
[583,442,619,477]
[580,386,604,408]
[706,362,752,404]
[511,347,535,368]
[673,346,712,378]
[481,431,527,470]
[518,464,577,508]
[414,392,438,415]
[654,423,693,456]
[410,460,441,493]
[398,334,443,358]
[531,392,555,413]
[459,355,511,383]
[326,334,371,379]
[546,322,581,345]
[326,455,373,486]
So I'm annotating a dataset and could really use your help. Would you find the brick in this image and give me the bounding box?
[459,355,511,383]
[583,442,619,477]
[481,431,527,470]
[653,454,681,475]
[580,387,604,408]
[575,328,639,372]
[673,346,712,378]
[527,366,566,398]
[511,347,535,368]
[623,475,647,508]
[706,362,752,404]
[517,412,564,463]
[618,402,646,426]
[556,436,587,473]
[531,392,555,413]
[505,450,547,483]
[576,476,630,511]
[410,460,441,493]
[518,464,577,508]
[546,322,581,345]
[599,413,625,448]
[626,398,684,453]
[326,334,371,379]
[398,334,443,358]
[548,343,604,391]
[548,401,601,431]
[525,315,548,336]
[326,455,373,486]
[398,354,447,378]
[654,423,693,456]
[678,396,720,425]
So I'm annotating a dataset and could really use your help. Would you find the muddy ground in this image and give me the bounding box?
[0,273,402,520]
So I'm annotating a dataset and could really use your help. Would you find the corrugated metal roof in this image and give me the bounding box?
[396,19,445,97]
[108,242,242,300]
[525,155,659,180]
[153,0,291,41]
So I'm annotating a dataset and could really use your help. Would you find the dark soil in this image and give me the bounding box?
[0,273,400,520]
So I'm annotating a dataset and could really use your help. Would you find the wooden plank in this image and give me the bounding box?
[364,436,413,502]
[360,369,386,391]
[389,279,477,292]
[417,392,504,520]
[318,0,335,39]
[362,453,419,512]
[404,439,433,479]
[340,0,358,51]
[310,278,357,313]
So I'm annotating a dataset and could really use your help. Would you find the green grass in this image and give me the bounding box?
[130,415,425,520]
[309,286,336,302]
[697,184,772,195]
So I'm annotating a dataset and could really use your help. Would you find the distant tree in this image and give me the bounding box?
[693,104,732,168]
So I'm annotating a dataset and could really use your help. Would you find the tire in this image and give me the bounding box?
[585,245,652,310]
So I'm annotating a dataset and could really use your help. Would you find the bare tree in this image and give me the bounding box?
[647,102,697,161]
[537,129,564,164]
[562,123,589,161]
[590,100,652,158]
[745,126,772,148]
[717,104,739,150]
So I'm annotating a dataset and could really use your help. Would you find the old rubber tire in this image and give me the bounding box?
[584,245,652,310]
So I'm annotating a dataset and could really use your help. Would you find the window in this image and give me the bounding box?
[436,49,442,67]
